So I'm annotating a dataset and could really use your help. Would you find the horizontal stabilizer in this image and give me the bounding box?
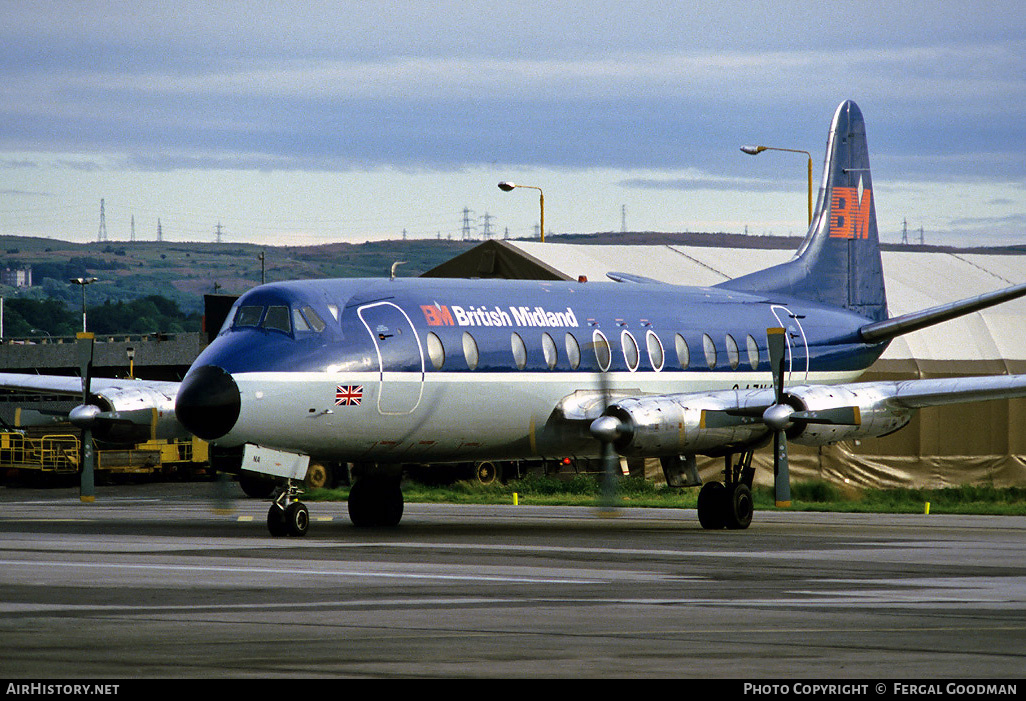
[607,272,665,284]
[859,281,1026,343]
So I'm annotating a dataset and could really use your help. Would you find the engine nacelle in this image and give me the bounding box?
[609,388,778,457]
[606,383,914,457]
[91,385,189,445]
[785,384,912,446]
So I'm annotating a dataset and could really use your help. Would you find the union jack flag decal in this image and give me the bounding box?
[335,385,363,406]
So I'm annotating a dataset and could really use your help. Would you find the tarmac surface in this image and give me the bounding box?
[0,480,1024,679]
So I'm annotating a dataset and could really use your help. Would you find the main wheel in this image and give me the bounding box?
[284,501,310,537]
[348,477,404,527]
[697,482,726,530]
[725,483,753,530]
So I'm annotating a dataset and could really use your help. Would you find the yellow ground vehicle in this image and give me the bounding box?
[0,431,210,484]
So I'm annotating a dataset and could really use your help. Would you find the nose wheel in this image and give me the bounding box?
[267,480,309,537]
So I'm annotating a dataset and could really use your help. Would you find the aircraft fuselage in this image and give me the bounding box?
[178,276,884,463]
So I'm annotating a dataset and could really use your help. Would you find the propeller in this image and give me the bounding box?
[588,334,625,515]
[763,327,792,507]
[71,332,96,503]
[761,327,861,507]
[591,413,624,513]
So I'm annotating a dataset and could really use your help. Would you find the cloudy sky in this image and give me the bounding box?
[1,0,1023,248]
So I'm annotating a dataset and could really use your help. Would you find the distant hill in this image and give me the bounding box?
[1,231,1022,315]
[0,236,476,313]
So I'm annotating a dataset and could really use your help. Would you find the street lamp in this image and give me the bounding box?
[498,181,545,242]
[740,145,813,226]
[69,277,98,333]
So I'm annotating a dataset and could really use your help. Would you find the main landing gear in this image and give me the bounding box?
[697,451,755,530]
[266,480,309,537]
[263,470,406,535]
[347,474,404,527]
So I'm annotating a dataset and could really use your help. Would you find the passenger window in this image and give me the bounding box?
[511,333,527,370]
[621,331,639,371]
[463,331,479,371]
[725,334,739,370]
[301,306,326,332]
[646,331,664,371]
[592,330,611,371]
[262,305,291,333]
[702,333,717,369]
[565,332,581,370]
[542,333,558,370]
[234,305,263,328]
[746,334,760,370]
[675,333,690,369]
[427,332,445,370]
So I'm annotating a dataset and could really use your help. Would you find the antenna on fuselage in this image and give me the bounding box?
[390,261,406,280]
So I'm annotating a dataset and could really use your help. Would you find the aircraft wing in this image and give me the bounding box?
[0,372,185,442]
[590,371,1026,458]
[874,374,1026,409]
[0,372,179,397]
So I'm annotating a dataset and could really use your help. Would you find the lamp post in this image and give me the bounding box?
[69,277,98,333]
[740,145,813,227]
[498,181,545,242]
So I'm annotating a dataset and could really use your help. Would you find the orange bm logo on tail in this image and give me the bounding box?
[829,185,872,239]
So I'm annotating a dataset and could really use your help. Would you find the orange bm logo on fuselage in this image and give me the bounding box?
[421,304,455,326]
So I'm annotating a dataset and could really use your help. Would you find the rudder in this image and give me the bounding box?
[721,100,887,322]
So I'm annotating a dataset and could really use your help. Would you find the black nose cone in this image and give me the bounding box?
[175,365,241,440]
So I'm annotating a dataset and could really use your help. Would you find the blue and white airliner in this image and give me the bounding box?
[5,100,1026,535]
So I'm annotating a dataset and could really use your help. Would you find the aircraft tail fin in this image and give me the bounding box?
[721,100,887,322]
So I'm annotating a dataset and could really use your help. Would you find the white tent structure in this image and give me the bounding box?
[426,239,1026,488]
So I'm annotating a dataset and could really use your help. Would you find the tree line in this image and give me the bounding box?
[3,295,202,338]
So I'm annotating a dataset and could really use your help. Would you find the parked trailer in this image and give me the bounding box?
[0,432,210,484]
[0,432,79,480]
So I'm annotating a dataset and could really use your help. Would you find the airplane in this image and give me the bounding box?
[5,100,1026,536]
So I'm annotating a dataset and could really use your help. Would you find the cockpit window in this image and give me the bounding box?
[292,308,311,332]
[231,303,327,336]
[234,305,264,328]
[261,305,291,333]
[300,305,326,332]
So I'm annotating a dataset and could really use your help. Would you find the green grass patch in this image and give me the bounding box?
[302,476,1026,516]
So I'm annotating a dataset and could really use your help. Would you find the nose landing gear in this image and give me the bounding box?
[267,480,309,537]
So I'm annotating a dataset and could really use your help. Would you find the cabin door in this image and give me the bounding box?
[358,302,425,415]
[770,305,809,383]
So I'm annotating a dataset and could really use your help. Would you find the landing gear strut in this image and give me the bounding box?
[697,451,754,530]
[266,479,309,537]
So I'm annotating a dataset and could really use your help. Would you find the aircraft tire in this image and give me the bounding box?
[378,481,404,527]
[725,483,753,530]
[697,482,727,530]
[284,502,310,537]
[241,470,279,499]
[348,477,404,527]
[267,505,288,537]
